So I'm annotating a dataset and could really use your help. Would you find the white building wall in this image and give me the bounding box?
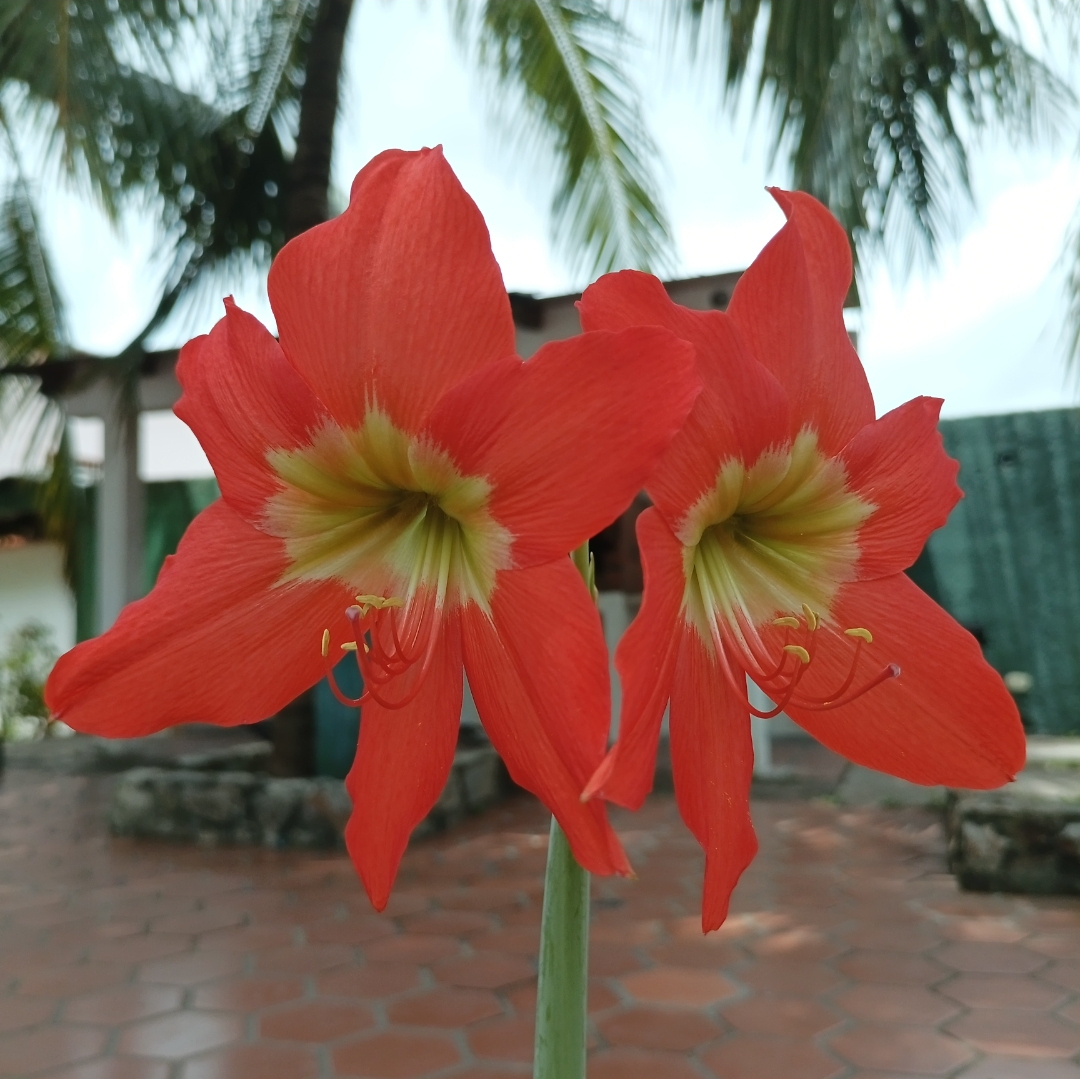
[0,541,76,654]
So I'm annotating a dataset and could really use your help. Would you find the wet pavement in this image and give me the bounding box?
[2,754,1079,1078]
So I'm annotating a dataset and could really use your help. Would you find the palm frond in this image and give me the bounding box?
[0,107,65,367]
[237,0,318,142]
[136,0,314,339]
[1063,203,1080,376]
[142,100,292,342]
[0,376,65,479]
[462,0,674,278]
[0,184,64,367]
[672,0,1070,270]
[1,0,211,221]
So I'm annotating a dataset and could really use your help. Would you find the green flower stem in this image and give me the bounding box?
[533,815,590,1079]
[533,540,595,1079]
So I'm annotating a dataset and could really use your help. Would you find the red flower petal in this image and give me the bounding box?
[44,501,355,735]
[424,327,699,568]
[268,147,516,433]
[726,189,875,455]
[174,300,327,525]
[669,628,758,932]
[786,573,1025,787]
[344,615,463,911]
[841,397,961,579]
[585,509,684,809]
[460,560,630,876]
[578,270,790,526]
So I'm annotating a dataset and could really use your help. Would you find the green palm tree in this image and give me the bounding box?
[669,0,1067,267]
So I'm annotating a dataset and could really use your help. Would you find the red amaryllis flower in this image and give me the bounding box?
[579,189,1026,931]
[45,147,700,907]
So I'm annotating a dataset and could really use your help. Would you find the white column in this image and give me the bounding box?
[96,392,144,632]
[748,681,776,777]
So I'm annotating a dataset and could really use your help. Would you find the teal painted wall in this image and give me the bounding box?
[930,409,1080,735]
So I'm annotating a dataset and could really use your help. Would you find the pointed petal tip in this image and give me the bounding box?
[581,752,616,803]
[765,185,792,214]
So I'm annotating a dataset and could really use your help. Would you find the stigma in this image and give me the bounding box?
[706,605,900,718]
[319,592,443,710]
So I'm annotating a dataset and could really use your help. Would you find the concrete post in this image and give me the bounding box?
[96,391,144,632]
[597,591,633,741]
[748,681,775,777]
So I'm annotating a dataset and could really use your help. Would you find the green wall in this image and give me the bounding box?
[72,479,219,640]
[929,409,1080,735]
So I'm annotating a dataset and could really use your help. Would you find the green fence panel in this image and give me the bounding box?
[930,409,1080,735]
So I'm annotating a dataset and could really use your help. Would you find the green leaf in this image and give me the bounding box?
[672,0,1070,270]
[1,0,210,220]
[462,0,675,277]
[0,101,64,367]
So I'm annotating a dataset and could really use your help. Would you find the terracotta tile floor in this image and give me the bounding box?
[2,768,1080,1078]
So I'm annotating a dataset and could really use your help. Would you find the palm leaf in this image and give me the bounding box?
[460,0,674,277]
[0,186,64,367]
[1063,204,1080,376]
[672,0,1069,269]
[1,0,211,221]
[140,0,315,338]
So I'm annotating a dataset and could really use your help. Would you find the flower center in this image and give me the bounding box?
[680,430,898,713]
[264,406,512,608]
[264,407,512,709]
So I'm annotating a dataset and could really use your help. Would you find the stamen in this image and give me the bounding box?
[320,628,363,707]
[708,617,799,720]
[341,641,358,652]
[355,594,404,610]
[707,604,899,719]
[344,595,445,710]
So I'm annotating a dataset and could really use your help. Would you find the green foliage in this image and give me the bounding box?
[0,0,312,345]
[460,0,674,277]
[0,0,207,221]
[0,172,63,367]
[673,0,1068,269]
[0,621,58,739]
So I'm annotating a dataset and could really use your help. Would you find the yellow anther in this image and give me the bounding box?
[773,616,800,629]
[355,594,404,611]
[784,644,811,664]
[801,604,819,631]
[321,629,330,658]
[845,627,873,644]
[341,641,358,652]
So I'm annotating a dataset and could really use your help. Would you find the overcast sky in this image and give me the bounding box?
[52,0,1080,480]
